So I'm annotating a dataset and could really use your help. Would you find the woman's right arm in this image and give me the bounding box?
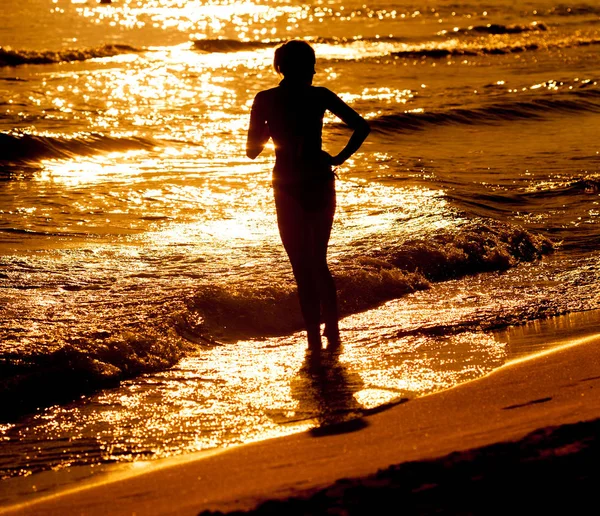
[324,89,370,166]
[246,93,270,159]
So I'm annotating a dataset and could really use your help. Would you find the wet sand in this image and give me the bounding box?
[2,328,600,515]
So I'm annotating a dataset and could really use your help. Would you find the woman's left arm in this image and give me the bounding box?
[324,89,370,166]
[246,93,270,159]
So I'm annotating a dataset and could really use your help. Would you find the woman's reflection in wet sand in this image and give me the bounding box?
[291,350,368,436]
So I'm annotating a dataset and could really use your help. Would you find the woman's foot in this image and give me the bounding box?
[323,326,341,350]
[307,327,322,352]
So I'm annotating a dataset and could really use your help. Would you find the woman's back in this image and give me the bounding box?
[249,80,365,183]
[251,81,330,182]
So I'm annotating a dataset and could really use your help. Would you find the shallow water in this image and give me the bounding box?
[1,0,599,505]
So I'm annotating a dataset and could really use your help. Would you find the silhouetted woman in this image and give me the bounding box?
[247,40,370,352]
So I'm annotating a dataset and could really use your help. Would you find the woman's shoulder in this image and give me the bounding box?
[252,87,279,110]
[312,86,334,95]
[255,87,279,99]
[311,86,341,103]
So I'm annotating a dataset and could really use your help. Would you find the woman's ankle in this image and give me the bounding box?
[307,327,322,350]
[323,325,340,348]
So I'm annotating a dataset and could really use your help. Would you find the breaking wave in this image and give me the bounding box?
[193,38,280,53]
[0,312,190,422]
[440,22,548,36]
[368,87,600,133]
[191,35,414,53]
[186,221,553,341]
[390,38,600,59]
[0,44,141,67]
[543,4,600,16]
[191,34,600,61]
[519,178,600,198]
[0,132,155,164]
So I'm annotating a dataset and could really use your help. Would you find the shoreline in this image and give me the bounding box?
[3,322,600,515]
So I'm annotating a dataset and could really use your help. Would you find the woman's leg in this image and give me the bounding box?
[309,184,340,346]
[274,187,322,349]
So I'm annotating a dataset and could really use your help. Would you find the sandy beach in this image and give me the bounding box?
[2,328,599,515]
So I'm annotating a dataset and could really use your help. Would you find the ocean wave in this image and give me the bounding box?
[0,227,88,238]
[185,221,553,342]
[191,35,600,61]
[545,4,600,16]
[446,178,600,251]
[440,22,548,36]
[0,297,192,423]
[191,36,413,53]
[368,90,600,133]
[448,178,600,209]
[522,178,600,198]
[192,38,280,53]
[0,44,141,67]
[390,37,600,59]
[0,132,155,164]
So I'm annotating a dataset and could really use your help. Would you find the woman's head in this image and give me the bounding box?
[274,40,316,83]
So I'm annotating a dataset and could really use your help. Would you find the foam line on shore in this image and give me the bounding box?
[505,332,600,367]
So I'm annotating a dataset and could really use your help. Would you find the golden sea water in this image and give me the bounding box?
[1,0,599,505]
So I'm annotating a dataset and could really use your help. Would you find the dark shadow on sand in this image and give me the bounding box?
[290,348,367,436]
[288,349,408,438]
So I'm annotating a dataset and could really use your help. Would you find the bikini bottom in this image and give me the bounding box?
[272,179,335,213]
